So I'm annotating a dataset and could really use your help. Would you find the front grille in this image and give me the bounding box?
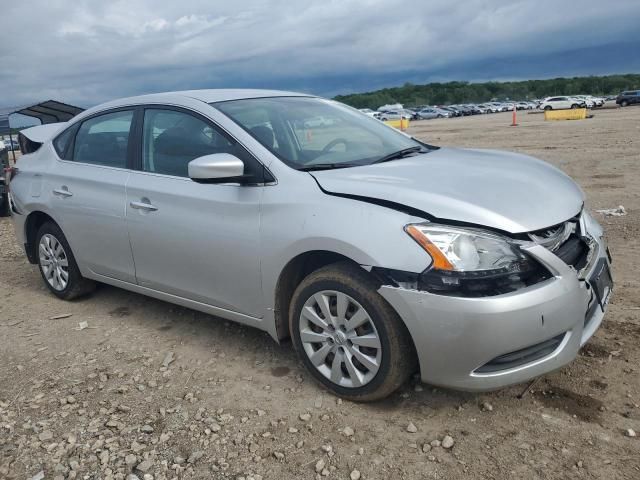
[555,235,589,270]
[475,333,566,373]
[529,219,590,271]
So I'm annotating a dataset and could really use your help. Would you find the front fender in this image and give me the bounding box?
[259,176,432,337]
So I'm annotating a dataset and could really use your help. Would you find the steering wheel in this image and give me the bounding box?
[321,138,349,154]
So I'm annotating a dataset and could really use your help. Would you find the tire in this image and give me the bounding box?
[621,101,628,107]
[36,221,95,300]
[571,104,578,109]
[544,105,552,111]
[289,262,416,402]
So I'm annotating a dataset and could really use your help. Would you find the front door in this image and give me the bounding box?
[125,107,264,317]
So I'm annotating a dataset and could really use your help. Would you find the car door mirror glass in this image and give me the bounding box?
[188,153,245,183]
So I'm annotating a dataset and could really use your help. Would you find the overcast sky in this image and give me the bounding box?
[1,0,640,109]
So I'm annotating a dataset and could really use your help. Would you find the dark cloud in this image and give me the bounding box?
[1,0,639,107]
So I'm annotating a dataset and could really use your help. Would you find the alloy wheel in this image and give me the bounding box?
[39,233,69,291]
[298,290,382,388]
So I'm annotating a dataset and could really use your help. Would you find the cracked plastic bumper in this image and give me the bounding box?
[379,220,611,391]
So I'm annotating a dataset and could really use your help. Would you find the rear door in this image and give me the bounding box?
[125,106,265,317]
[47,109,136,282]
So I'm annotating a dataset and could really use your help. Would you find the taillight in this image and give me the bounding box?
[3,166,18,187]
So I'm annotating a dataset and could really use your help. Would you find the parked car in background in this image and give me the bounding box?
[379,110,411,121]
[616,90,640,107]
[8,89,612,401]
[455,105,474,116]
[439,106,462,117]
[468,104,487,114]
[515,102,533,110]
[479,103,499,113]
[433,107,452,118]
[417,107,448,119]
[539,96,581,110]
[570,97,588,108]
[3,138,20,151]
[358,108,379,119]
[571,96,593,108]
[402,109,420,120]
[587,96,605,107]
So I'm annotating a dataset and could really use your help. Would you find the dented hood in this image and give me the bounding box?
[310,147,584,233]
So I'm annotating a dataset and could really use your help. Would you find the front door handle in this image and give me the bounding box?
[130,200,158,212]
[53,187,73,197]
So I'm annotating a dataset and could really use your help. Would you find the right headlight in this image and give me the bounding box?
[405,224,529,273]
[404,223,549,296]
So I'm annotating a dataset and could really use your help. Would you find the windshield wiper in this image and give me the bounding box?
[373,146,425,164]
[298,163,355,172]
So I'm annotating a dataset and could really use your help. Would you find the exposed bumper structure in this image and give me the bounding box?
[379,214,612,391]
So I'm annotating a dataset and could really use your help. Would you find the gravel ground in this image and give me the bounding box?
[1,106,639,480]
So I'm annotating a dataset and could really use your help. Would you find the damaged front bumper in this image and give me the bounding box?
[378,213,612,391]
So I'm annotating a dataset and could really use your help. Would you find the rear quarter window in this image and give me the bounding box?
[53,127,77,160]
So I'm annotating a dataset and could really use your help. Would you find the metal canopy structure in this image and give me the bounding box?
[0,100,85,134]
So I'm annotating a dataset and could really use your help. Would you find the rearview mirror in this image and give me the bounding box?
[188,153,245,183]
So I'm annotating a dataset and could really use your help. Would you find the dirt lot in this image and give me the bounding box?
[1,107,639,480]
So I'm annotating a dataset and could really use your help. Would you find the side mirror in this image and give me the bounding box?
[188,153,245,183]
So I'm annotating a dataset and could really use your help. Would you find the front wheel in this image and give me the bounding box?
[621,100,628,107]
[571,104,578,109]
[290,262,415,402]
[36,222,95,300]
[544,105,552,110]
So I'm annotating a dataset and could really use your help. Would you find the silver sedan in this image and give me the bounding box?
[8,90,612,401]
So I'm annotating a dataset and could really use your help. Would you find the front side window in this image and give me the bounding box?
[213,97,432,171]
[142,109,249,178]
[73,110,133,168]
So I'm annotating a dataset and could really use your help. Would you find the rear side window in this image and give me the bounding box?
[53,127,76,159]
[73,110,134,168]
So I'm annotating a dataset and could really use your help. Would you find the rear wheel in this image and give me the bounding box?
[36,222,95,300]
[290,262,415,402]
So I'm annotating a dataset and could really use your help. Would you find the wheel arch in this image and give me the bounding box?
[273,250,363,342]
[24,210,58,264]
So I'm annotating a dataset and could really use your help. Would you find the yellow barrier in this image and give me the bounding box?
[544,108,587,121]
[383,118,410,130]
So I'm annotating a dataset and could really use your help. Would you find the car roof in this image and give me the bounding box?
[80,89,313,117]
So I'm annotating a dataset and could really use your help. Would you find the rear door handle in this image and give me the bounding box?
[53,187,73,197]
[130,200,158,212]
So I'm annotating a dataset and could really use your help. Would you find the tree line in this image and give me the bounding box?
[333,74,640,109]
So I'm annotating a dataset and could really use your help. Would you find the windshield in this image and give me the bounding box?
[212,97,430,170]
